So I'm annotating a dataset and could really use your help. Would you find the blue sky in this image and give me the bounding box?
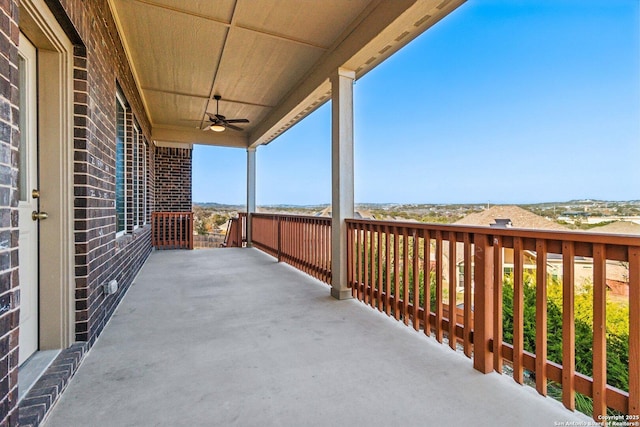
[193,0,640,205]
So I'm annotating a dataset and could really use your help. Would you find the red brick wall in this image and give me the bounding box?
[53,0,155,344]
[0,0,192,422]
[0,0,21,423]
[155,146,193,212]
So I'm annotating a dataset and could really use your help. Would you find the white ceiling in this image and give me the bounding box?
[109,0,465,148]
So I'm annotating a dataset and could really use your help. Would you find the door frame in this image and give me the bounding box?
[19,0,75,350]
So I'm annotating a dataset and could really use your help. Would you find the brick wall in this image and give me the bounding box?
[0,0,193,423]
[54,0,155,345]
[155,146,193,212]
[0,0,21,424]
[0,0,164,422]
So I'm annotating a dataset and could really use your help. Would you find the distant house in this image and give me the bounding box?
[589,220,640,235]
[316,206,375,220]
[453,205,568,231]
[447,206,566,290]
[451,208,630,296]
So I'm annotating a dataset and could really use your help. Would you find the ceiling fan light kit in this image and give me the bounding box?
[204,95,250,132]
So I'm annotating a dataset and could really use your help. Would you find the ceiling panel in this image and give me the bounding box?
[114,0,227,97]
[143,90,208,128]
[234,0,372,48]
[213,28,323,107]
[138,0,236,22]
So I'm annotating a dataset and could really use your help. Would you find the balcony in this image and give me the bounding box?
[43,247,590,426]
[43,214,640,425]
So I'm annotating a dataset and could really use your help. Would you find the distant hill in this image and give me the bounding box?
[194,202,243,210]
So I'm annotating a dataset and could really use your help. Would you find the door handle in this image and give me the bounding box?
[31,211,49,221]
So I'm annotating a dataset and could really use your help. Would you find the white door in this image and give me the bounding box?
[18,33,39,365]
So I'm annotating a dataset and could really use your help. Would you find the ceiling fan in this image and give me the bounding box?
[203,95,249,132]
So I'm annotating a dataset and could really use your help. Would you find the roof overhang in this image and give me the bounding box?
[108,0,465,149]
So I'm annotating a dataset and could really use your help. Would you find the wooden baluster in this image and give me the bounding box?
[303,219,308,274]
[347,222,353,289]
[535,239,548,395]
[394,227,400,321]
[385,226,391,316]
[493,236,503,372]
[189,213,193,249]
[378,226,383,312]
[313,219,318,280]
[168,214,173,248]
[403,227,409,325]
[513,236,524,384]
[307,219,312,276]
[562,241,576,411]
[413,231,420,331]
[370,226,376,307]
[356,223,362,300]
[297,217,302,271]
[463,233,472,357]
[592,243,607,420]
[449,232,457,350]
[322,221,328,286]
[364,225,370,305]
[629,246,640,416]
[424,230,431,337]
[435,230,443,343]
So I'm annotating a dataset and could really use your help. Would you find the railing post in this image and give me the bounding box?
[473,233,494,374]
[246,148,256,247]
[188,212,194,250]
[629,246,640,416]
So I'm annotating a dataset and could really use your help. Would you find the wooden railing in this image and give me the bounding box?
[222,213,246,248]
[151,212,193,249]
[251,213,331,285]
[346,218,640,420]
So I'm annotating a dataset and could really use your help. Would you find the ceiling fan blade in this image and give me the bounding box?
[201,125,211,131]
[225,123,244,131]
[225,118,250,124]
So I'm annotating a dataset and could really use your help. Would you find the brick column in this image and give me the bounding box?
[154,144,193,212]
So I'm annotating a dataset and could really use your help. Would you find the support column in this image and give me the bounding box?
[246,147,256,246]
[330,68,355,300]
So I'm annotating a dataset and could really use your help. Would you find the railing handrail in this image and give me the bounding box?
[346,217,640,246]
[346,218,640,263]
[251,212,332,224]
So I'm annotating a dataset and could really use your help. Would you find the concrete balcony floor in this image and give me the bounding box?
[44,248,592,426]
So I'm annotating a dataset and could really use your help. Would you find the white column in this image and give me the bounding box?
[246,147,256,246]
[330,67,355,300]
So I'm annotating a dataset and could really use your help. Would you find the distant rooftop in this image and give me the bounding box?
[589,221,640,235]
[454,205,568,231]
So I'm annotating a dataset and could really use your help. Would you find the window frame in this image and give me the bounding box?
[132,121,140,230]
[115,91,127,237]
[143,139,148,225]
